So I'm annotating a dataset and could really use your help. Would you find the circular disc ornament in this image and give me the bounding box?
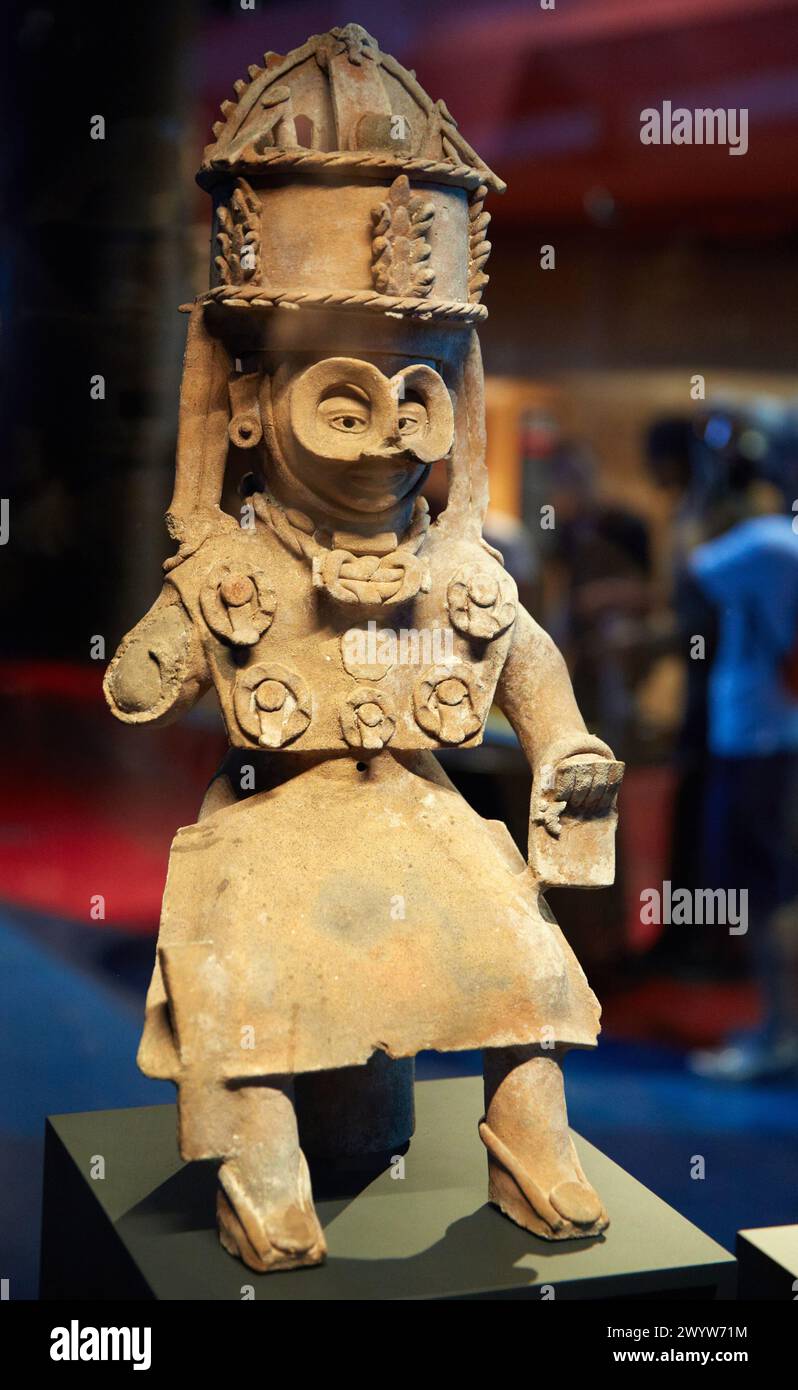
[340,686,396,750]
[446,563,516,640]
[413,663,484,745]
[200,565,276,646]
[234,662,311,747]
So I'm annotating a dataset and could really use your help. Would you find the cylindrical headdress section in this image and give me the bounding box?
[196,23,504,330]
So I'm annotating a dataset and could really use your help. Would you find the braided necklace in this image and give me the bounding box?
[253,492,431,606]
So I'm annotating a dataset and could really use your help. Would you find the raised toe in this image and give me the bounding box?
[216,1189,327,1273]
[550,1179,603,1227]
[268,1203,324,1256]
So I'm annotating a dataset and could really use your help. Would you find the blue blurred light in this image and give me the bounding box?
[704,416,733,450]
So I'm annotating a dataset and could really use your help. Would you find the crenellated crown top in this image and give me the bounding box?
[198,22,504,195]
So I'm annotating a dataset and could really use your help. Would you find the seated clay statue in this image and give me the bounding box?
[105,23,623,1274]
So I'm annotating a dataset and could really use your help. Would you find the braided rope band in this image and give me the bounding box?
[199,149,502,194]
[193,284,487,324]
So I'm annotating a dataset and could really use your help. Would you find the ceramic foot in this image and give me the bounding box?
[217,1152,326,1273]
[479,1119,608,1240]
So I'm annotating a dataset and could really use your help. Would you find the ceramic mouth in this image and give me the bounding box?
[343,457,428,507]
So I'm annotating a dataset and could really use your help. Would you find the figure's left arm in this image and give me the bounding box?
[495,604,624,888]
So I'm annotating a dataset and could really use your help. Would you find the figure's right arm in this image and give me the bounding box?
[104,585,210,726]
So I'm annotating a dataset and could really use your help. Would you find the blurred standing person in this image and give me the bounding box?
[645,417,718,971]
[688,495,798,1080]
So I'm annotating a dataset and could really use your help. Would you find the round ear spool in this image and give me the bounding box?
[228,371,264,448]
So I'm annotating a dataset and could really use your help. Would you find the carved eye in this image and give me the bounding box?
[396,401,428,437]
[318,394,371,435]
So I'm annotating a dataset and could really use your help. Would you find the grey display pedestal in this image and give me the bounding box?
[41,1075,735,1301]
[737,1225,798,1299]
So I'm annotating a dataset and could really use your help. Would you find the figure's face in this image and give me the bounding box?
[268,357,454,519]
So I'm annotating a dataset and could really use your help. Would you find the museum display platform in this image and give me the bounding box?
[737,1224,798,1299]
[40,1075,735,1301]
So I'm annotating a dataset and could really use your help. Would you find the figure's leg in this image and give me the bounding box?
[480,1045,608,1240]
[295,1053,415,1165]
[214,1080,326,1273]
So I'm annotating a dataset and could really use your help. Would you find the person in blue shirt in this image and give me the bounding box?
[688,506,798,1080]
[692,513,798,759]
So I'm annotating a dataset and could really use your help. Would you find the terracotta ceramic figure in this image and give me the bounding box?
[105,23,623,1274]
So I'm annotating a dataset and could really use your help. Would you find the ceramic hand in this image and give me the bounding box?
[535,755,624,839]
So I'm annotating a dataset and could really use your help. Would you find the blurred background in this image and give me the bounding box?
[3,0,798,1296]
